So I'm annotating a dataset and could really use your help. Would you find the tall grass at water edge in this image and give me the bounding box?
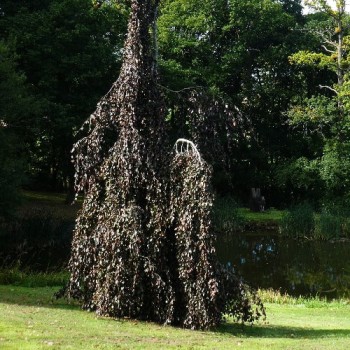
[212,197,246,233]
[1,269,349,307]
[280,203,350,239]
[314,207,350,240]
[279,203,315,239]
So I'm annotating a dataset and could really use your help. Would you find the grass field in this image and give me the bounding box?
[238,208,284,223]
[1,285,350,350]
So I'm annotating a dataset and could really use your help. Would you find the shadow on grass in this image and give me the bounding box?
[216,322,350,339]
[1,285,350,340]
[0,285,79,311]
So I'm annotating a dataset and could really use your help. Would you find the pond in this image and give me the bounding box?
[216,233,350,299]
[2,216,350,300]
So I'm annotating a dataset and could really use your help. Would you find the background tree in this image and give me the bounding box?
[288,0,350,206]
[2,0,349,211]
[0,0,128,193]
[0,39,40,218]
[158,0,310,205]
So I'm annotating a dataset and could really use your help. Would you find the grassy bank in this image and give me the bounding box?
[238,208,284,223]
[1,285,349,350]
[213,196,284,233]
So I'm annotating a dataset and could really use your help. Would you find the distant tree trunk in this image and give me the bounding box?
[64,173,75,204]
[249,187,265,212]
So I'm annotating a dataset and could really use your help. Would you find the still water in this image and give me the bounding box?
[216,233,350,299]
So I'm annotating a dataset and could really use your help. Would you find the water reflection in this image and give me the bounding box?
[216,233,350,299]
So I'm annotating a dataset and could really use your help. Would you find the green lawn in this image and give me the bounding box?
[238,208,284,223]
[1,285,350,350]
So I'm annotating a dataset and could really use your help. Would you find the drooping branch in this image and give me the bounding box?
[63,0,173,323]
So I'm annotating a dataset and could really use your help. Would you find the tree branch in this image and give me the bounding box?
[319,84,339,94]
[321,45,335,54]
[158,84,204,93]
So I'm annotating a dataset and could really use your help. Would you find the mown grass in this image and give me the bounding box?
[1,284,350,350]
[2,192,347,348]
[22,190,285,223]
[238,208,284,223]
[22,190,69,203]
[212,196,284,233]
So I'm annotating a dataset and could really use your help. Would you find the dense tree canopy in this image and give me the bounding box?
[0,39,40,217]
[0,0,128,192]
[1,0,350,213]
[158,0,313,204]
[288,0,350,205]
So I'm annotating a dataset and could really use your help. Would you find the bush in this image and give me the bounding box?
[314,207,350,239]
[314,209,341,240]
[212,197,246,233]
[280,202,315,238]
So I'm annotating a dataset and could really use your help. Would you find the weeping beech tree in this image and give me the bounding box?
[61,0,265,329]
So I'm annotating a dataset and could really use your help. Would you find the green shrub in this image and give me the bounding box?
[314,209,342,239]
[279,202,315,238]
[213,197,246,233]
[314,207,350,239]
